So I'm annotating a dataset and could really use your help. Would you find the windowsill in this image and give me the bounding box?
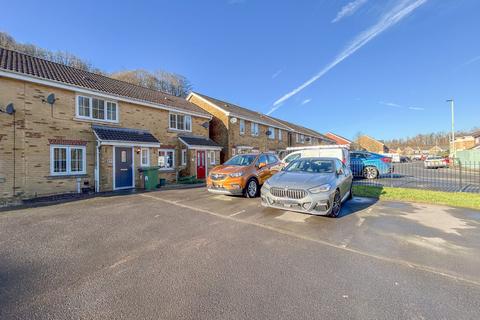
[159,169,176,172]
[168,128,192,133]
[74,117,119,125]
[47,174,89,180]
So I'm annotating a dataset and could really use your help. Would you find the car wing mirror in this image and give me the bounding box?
[258,162,267,169]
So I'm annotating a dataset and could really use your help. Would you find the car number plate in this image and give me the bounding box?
[212,182,222,188]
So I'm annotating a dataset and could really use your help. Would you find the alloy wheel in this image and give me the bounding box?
[247,180,257,198]
[330,191,341,218]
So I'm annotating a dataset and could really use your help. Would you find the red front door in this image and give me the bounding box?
[196,150,206,179]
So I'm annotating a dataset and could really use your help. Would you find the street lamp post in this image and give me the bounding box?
[446,99,455,158]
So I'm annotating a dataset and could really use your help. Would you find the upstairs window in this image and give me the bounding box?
[300,134,305,144]
[278,130,282,141]
[169,113,192,131]
[239,119,245,135]
[251,122,259,136]
[268,127,275,140]
[76,95,117,122]
[296,134,300,143]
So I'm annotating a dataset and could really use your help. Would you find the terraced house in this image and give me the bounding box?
[187,92,333,162]
[0,48,221,200]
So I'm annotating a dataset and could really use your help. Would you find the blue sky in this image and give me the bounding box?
[2,0,479,140]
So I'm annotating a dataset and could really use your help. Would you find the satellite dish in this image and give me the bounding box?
[5,103,15,115]
[265,130,272,136]
[305,137,311,142]
[230,117,237,124]
[46,93,56,105]
[201,122,209,129]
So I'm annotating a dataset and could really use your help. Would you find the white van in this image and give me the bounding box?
[282,145,350,166]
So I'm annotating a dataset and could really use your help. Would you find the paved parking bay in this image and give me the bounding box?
[355,162,480,192]
[1,188,480,319]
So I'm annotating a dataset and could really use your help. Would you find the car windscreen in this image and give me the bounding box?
[224,155,256,166]
[285,159,334,173]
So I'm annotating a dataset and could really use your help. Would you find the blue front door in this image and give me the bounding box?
[115,147,133,189]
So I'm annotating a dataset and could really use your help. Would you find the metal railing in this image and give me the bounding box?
[351,159,480,193]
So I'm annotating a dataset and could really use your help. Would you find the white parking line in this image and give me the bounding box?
[140,193,480,288]
[229,210,246,217]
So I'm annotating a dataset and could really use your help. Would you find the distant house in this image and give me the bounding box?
[357,135,389,154]
[472,131,480,146]
[428,145,444,156]
[452,136,476,152]
[403,146,415,155]
[324,132,352,146]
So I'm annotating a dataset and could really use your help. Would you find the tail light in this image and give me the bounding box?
[342,158,346,164]
[381,157,391,163]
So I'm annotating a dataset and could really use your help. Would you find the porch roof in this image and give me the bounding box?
[179,135,222,150]
[93,125,160,147]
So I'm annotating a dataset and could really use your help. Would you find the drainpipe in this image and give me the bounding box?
[95,140,100,192]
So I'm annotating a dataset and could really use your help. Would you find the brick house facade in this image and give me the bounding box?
[187,92,334,162]
[0,48,221,201]
[357,135,389,154]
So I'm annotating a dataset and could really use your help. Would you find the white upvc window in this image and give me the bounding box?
[50,145,86,176]
[76,95,118,122]
[239,119,245,135]
[169,113,192,131]
[158,149,175,170]
[251,122,259,136]
[268,127,275,140]
[208,151,216,165]
[141,148,150,167]
[278,130,282,141]
[300,134,305,144]
[296,134,300,143]
[181,149,187,166]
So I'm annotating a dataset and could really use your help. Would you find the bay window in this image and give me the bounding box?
[50,145,86,176]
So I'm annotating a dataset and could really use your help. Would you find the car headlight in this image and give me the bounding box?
[229,172,244,178]
[309,184,331,193]
[263,180,271,190]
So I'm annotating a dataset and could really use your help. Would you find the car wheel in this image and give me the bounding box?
[363,166,378,180]
[329,190,342,218]
[244,178,258,198]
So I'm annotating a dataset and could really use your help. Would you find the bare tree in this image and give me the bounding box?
[1,31,193,96]
[111,69,192,97]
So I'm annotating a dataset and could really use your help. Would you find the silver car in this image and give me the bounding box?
[261,157,353,217]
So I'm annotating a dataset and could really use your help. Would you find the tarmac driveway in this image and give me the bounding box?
[1,188,479,319]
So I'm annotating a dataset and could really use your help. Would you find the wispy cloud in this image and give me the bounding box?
[268,0,427,115]
[271,69,283,79]
[332,0,368,23]
[379,101,425,111]
[301,98,312,105]
[379,101,403,108]
[462,55,480,66]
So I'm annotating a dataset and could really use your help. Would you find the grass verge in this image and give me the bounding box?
[352,185,480,210]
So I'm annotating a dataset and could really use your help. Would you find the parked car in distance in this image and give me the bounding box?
[261,157,352,217]
[207,153,280,198]
[350,151,392,179]
[281,145,350,167]
[424,156,449,169]
[400,156,411,163]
